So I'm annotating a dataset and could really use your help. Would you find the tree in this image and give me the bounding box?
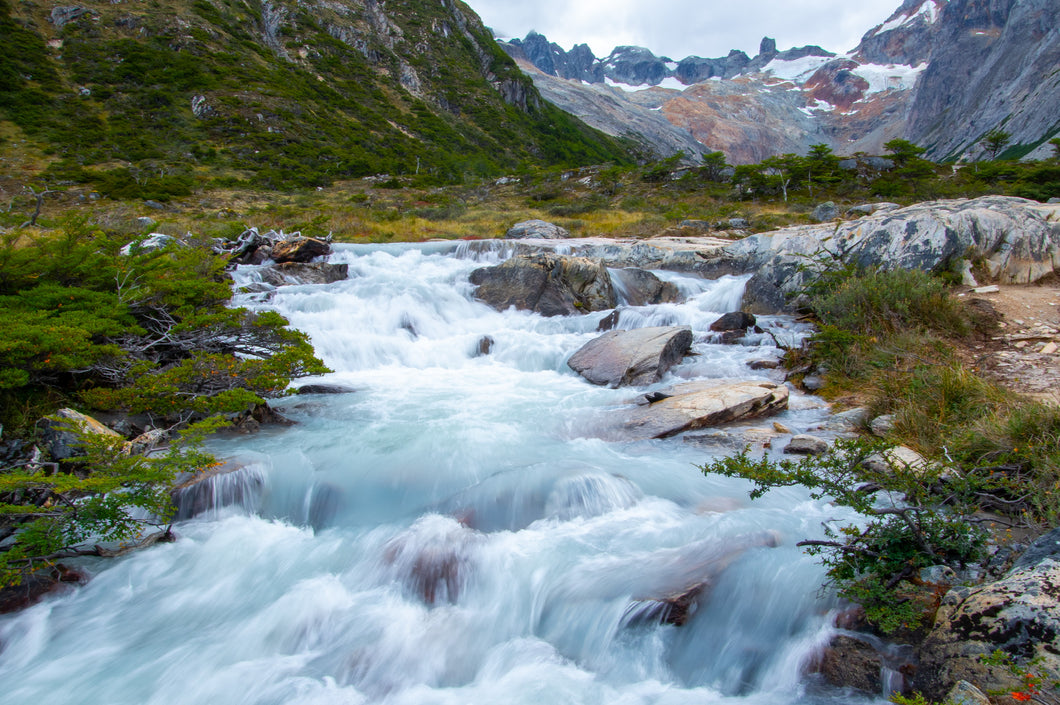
[884,138,927,166]
[1049,137,1060,160]
[699,151,729,182]
[981,129,1012,160]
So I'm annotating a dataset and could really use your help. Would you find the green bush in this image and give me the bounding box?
[701,439,987,633]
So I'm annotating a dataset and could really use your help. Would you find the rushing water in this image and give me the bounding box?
[0,243,887,705]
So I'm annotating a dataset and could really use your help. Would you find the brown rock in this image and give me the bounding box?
[270,237,331,263]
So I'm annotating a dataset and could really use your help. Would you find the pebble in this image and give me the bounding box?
[1043,342,1058,355]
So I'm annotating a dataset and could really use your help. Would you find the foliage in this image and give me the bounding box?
[980,650,1060,705]
[0,223,327,429]
[0,0,632,190]
[0,417,224,588]
[700,440,987,633]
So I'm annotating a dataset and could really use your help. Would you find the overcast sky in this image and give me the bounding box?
[463,0,904,60]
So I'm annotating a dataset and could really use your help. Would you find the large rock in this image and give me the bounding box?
[567,326,692,387]
[736,196,1060,312]
[622,379,789,439]
[270,237,331,263]
[39,409,122,460]
[914,559,1060,700]
[469,253,616,316]
[259,262,348,286]
[611,268,682,306]
[505,219,569,239]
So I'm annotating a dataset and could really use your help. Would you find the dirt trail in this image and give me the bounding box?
[963,279,1060,404]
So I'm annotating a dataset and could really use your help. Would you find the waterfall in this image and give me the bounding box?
[0,242,882,705]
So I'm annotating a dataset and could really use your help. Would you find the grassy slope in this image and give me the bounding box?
[0,0,632,191]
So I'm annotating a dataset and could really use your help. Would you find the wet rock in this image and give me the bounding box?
[709,311,756,332]
[0,564,88,614]
[611,268,681,306]
[783,434,829,455]
[259,262,348,286]
[622,379,789,439]
[811,201,839,222]
[383,516,481,605]
[39,408,122,460]
[470,253,616,317]
[817,635,884,694]
[748,358,781,370]
[568,326,692,387]
[505,219,569,239]
[475,336,495,356]
[295,384,356,395]
[914,559,1060,701]
[171,461,267,520]
[597,310,620,331]
[270,236,331,263]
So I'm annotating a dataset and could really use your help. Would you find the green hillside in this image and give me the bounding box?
[0,0,633,194]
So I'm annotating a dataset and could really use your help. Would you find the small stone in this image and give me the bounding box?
[972,285,1000,294]
[811,201,839,222]
[748,359,781,370]
[802,375,824,391]
[1014,341,1029,349]
[144,200,166,211]
[1042,342,1058,355]
[784,434,829,455]
[772,421,791,434]
[870,414,895,436]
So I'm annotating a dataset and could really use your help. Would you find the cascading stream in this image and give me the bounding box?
[0,243,887,705]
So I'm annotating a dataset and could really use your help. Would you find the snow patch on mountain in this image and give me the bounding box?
[852,62,927,95]
[761,55,836,83]
[876,1,941,35]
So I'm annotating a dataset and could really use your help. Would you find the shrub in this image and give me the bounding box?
[700,439,987,633]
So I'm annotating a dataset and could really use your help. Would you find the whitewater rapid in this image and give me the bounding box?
[0,243,885,705]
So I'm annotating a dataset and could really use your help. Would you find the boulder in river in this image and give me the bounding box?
[611,268,682,306]
[621,379,789,439]
[709,311,756,332]
[270,236,331,263]
[469,253,616,317]
[567,326,693,387]
[259,262,348,286]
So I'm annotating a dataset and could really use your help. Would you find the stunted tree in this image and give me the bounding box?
[981,129,1012,159]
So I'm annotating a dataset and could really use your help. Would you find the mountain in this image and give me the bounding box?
[500,0,1059,164]
[0,0,633,191]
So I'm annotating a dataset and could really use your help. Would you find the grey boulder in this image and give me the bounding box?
[505,219,569,239]
[568,326,692,387]
[470,253,616,317]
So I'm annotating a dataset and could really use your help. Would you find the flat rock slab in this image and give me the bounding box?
[622,379,789,439]
[568,326,692,387]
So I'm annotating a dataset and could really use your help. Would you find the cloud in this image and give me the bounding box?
[466,0,901,59]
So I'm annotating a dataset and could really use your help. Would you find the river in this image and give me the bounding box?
[0,242,884,705]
